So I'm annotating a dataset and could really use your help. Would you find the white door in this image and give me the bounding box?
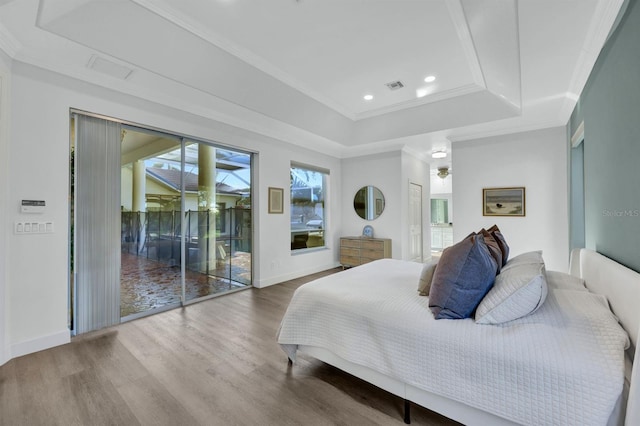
[409,182,423,262]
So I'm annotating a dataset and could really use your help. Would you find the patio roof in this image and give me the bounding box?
[146,168,244,195]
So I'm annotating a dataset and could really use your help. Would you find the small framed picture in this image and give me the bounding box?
[268,187,284,214]
[483,187,525,217]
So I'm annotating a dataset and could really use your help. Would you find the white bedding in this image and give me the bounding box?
[277,259,630,426]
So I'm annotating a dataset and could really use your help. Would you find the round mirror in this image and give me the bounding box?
[353,186,385,220]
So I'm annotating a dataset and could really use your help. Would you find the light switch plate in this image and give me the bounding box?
[15,221,54,234]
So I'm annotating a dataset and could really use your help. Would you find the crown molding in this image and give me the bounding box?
[448,118,565,144]
[559,0,624,125]
[565,0,625,105]
[401,145,431,164]
[571,121,585,147]
[0,22,20,58]
[446,0,486,88]
[353,83,485,121]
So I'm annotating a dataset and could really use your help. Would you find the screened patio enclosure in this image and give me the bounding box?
[119,130,252,318]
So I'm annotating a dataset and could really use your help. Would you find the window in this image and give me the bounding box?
[290,165,327,250]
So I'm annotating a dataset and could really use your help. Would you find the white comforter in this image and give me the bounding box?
[277,259,629,426]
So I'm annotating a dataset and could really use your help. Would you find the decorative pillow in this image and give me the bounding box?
[429,233,498,319]
[546,270,587,291]
[488,224,509,266]
[502,250,543,271]
[475,261,548,324]
[479,228,503,273]
[418,261,438,296]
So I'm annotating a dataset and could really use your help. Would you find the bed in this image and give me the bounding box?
[277,249,639,425]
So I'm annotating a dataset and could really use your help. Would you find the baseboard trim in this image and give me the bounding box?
[10,329,70,359]
[256,262,341,288]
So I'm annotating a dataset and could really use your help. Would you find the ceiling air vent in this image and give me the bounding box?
[385,80,404,91]
[87,55,134,80]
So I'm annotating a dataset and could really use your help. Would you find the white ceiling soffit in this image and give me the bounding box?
[35,0,524,146]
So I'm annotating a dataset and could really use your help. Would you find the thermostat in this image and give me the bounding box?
[21,200,46,213]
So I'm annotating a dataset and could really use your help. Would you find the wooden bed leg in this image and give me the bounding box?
[404,399,411,424]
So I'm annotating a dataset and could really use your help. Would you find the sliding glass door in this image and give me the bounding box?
[71,114,253,333]
[182,142,252,304]
[120,127,183,319]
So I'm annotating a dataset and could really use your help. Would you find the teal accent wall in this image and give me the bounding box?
[574,0,640,271]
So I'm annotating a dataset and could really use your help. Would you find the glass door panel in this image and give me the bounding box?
[183,142,252,303]
[120,128,183,319]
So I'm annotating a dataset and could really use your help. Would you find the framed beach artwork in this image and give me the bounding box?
[483,187,525,217]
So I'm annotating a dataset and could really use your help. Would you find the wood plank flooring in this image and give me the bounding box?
[0,268,460,426]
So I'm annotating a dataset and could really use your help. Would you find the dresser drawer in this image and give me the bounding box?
[339,236,391,268]
[340,255,361,266]
[361,240,384,251]
[340,238,362,248]
[361,249,385,261]
[340,247,360,258]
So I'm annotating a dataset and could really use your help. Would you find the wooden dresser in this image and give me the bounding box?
[339,236,392,267]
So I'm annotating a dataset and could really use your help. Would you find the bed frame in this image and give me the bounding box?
[292,249,640,425]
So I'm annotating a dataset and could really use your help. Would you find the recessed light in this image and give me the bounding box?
[416,89,429,98]
[363,94,374,101]
[424,75,436,83]
[432,151,447,159]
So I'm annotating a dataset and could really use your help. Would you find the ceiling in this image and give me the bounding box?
[0,0,626,164]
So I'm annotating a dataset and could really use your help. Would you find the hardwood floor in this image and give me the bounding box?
[0,268,460,426]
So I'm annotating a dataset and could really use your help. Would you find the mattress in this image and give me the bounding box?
[277,259,629,426]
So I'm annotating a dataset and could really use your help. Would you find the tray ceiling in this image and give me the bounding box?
[0,0,626,157]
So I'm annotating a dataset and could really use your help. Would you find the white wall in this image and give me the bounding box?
[341,150,430,261]
[342,152,402,258]
[430,172,452,195]
[256,142,342,286]
[452,127,569,272]
[4,62,342,359]
[0,50,11,365]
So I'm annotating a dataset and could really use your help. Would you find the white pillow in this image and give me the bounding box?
[417,261,437,296]
[475,261,548,324]
[501,250,543,271]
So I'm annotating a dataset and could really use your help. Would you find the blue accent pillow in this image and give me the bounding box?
[429,233,498,319]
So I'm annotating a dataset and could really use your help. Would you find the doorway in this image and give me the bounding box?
[408,182,423,262]
[70,113,253,333]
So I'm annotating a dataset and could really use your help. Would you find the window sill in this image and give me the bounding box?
[291,246,329,255]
